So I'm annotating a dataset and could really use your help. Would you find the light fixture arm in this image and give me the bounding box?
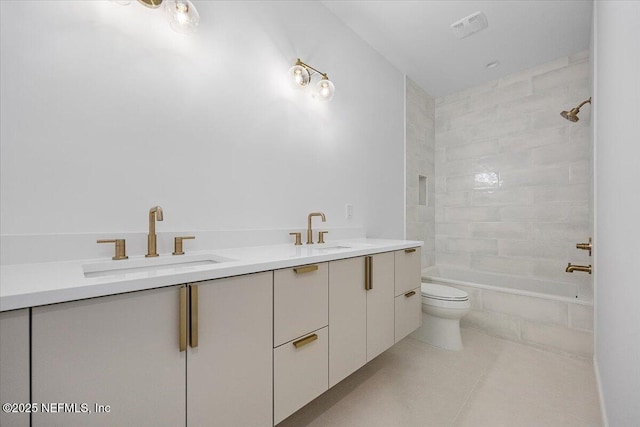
[296,58,329,80]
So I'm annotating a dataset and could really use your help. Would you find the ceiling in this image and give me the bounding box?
[322,1,593,98]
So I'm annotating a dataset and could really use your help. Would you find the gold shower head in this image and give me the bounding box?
[561,97,591,122]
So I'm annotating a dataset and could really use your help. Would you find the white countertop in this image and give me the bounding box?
[0,238,422,311]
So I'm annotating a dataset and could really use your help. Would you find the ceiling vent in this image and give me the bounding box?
[450,11,488,39]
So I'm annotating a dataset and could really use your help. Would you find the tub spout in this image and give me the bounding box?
[565,263,591,274]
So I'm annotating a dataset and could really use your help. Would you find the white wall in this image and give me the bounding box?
[0,1,404,254]
[593,1,640,425]
[434,53,592,300]
[405,78,435,268]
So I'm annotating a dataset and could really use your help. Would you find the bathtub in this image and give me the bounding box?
[421,266,594,358]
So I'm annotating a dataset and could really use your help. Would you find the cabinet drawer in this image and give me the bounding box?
[394,247,421,296]
[274,263,328,347]
[395,287,421,343]
[274,327,329,425]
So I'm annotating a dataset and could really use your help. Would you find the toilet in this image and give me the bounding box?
[411,281,471,351]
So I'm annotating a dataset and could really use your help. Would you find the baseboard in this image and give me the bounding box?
[593,355,609,427]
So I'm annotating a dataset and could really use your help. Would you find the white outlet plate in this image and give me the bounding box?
[345,204,353,219]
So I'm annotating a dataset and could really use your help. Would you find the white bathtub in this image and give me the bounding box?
[421,266,594,358]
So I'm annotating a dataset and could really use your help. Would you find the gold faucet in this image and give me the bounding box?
[566,263,591,274]
[146,206,164,257]
[307,212,326,244]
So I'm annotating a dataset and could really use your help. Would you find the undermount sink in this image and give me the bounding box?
[83,254,232,278]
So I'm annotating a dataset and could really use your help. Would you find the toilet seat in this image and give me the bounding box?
[421,282,468,301]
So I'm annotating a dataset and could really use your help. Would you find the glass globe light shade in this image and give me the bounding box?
[289,64,311,89]
[314,77,335,102]
[164,0,199,34]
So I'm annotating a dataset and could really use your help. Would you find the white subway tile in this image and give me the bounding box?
[435,252,472,269]
[569,304,594,331]
[521,321,593,357]
[469,80,532,110]
[447,238,499,255]
[470,222,531,240]
[530,222,591,241]
[445,139,499,162]
[435,191,471,207]
[444,206,500,222]
[435,128,470,149]
[499,57,569,87]
[498,239,567,260]
[532,140,590,166]
[436,222,470,238]
[569,161,591,184]
[472,188,534,206]
[568,50,589,63]
[499,203,571,222]
[532,184,590,203]
[474,151,532,173]
[471,255,534,276]
[532,62,590,95]
[499,166,570,188]
[483,290,569,326]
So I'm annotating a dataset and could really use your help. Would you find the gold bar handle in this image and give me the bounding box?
[294,264,319,274]
[173,236,195,256]
[404,248,416,254]
[97,239,128,260]
[364,256,373,290]
[405,290,416,298]
[293,333,318,349]
[189,285,198,348]
[179,286,187,352]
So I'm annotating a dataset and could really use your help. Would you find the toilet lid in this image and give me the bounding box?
[421,282,468,301]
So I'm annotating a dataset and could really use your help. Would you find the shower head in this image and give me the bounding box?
[561,97,591,122]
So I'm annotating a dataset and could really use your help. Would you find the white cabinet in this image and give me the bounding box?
[328,253,395,387]
[395,287,421,342]
[274,263,328,347]
[187,272,273,427]
[273,327,328,425]
[32,286,186,427]
[0,309,30,427]
[394,247,422,343]
[31,272,274,427]
[273,263,329,424]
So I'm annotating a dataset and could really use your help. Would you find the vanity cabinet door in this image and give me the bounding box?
[329,257,367,387]
[274,263,328,347]
[366,252,395,361]
[32,286,186,427]
[274,327,328,425]
[395,287,422,343]
[187,272,273,427]
[395,247,421,296]
[0,309,30,427]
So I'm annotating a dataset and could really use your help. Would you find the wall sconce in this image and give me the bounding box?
[111,0,200,34]
[289,58,335,102]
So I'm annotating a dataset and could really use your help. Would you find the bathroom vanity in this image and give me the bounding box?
[0,240,421,427]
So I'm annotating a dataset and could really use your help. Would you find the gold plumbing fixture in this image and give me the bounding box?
[318,231,328,244]
[146,206,164,258]
[289,232,302,246]
[566,263,592,274]
[576,237,592,256]
[561,97,591,122]
[173,236,195,255]
[97,239,128,260]
[306,212,326,244]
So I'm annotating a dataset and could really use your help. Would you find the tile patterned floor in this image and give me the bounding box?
[278,328,602,427]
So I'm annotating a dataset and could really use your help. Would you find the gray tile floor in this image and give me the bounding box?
[279,328,602,427]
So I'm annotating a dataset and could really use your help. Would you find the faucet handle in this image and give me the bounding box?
[318,231,328,244]
[289,232,302,246]
[576,237,592,256]
[97,239,128,260]
[173,236,195,255]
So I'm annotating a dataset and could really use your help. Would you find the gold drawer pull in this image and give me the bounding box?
[294,265,319,274]
[405,290,416,298]
[364,256,373,290]
[404,248,416,254]
[293,333,318,349]
[179,286,187,352]
[189,285,199,348]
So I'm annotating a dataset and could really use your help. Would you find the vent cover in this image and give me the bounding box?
[450,11,488,39]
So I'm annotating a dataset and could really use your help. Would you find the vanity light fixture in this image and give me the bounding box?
[111,0,199,34]
[289,58,335,102]
[561,97,591,122]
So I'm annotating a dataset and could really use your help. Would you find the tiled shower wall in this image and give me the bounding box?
[406,78,436,268]
[435,51,593,300]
